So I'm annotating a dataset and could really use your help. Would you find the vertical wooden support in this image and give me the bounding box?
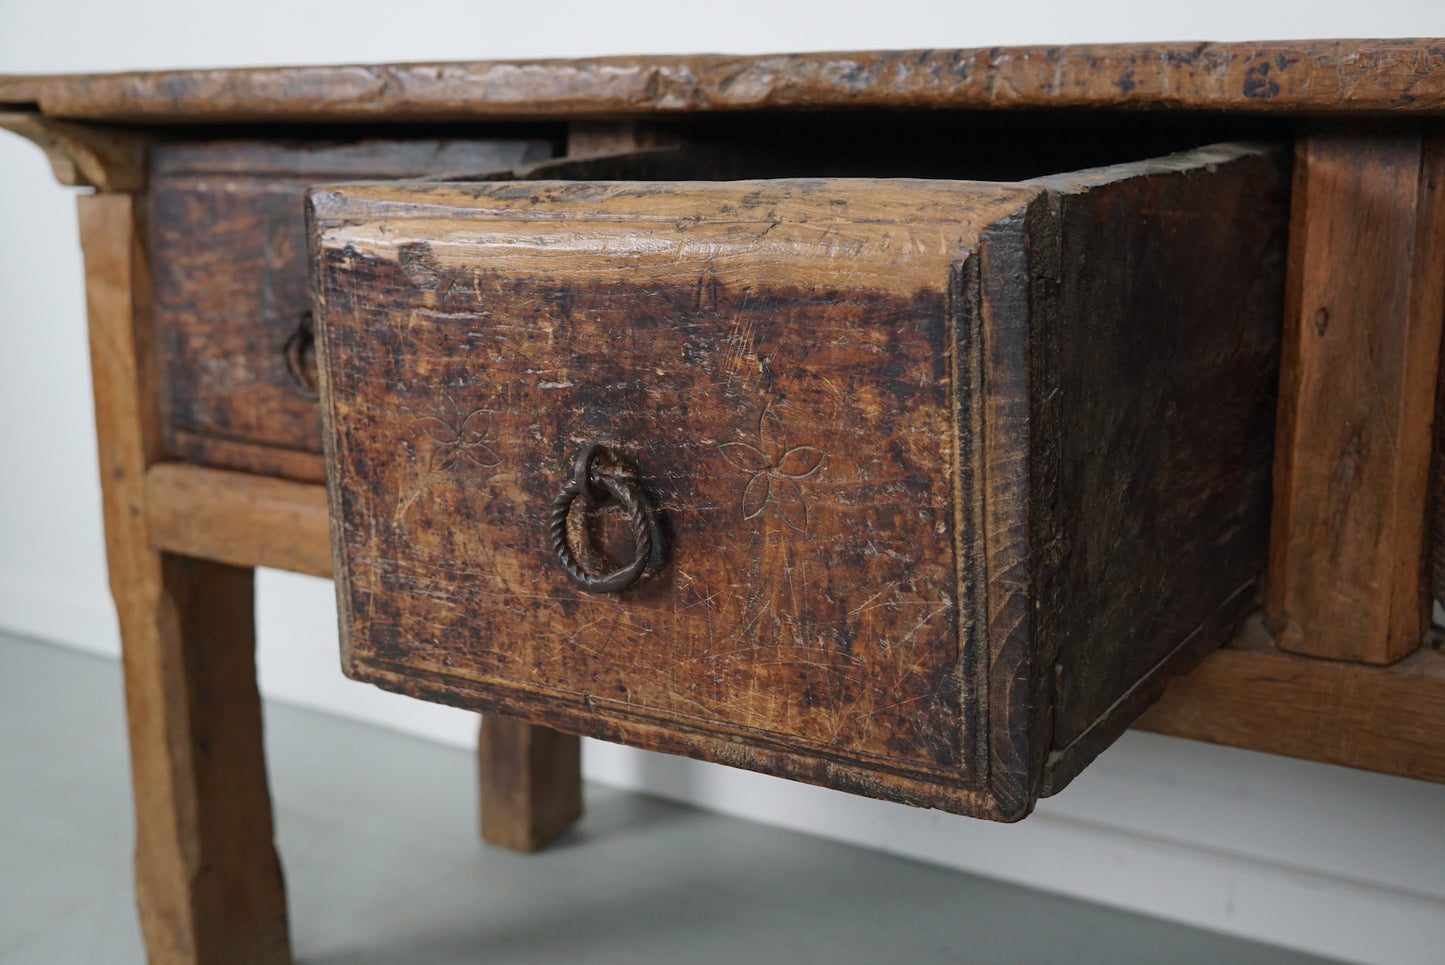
[478,714,583,852]
[1267,126,1445,665]
[79,192,292,964]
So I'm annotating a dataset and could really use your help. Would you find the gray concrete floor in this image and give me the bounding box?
[0,630,1344,965]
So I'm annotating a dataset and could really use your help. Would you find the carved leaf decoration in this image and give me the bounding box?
[462,442,502,468]
[741,472,771,519]
[416,416,459,445]
[771,476,809,531]
[720,441,770,473]
[457,408,491,446]
[776,445,825,478]
[429,446,459,472]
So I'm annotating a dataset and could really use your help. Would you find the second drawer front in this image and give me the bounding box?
[149,137,554,480]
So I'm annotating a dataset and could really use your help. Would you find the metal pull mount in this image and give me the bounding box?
[549,444,663,594]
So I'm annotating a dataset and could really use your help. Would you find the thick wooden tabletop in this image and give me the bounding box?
[1,40,1443,123]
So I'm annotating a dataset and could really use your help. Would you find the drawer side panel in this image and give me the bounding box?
[1034,145,1291,776]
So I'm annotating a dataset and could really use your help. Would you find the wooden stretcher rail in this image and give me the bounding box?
[144,463,332,578]
[140,462,1445,786]
[1137,616,1445,783]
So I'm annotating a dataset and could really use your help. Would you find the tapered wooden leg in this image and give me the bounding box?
[80,192,291,964]
[124,557,291,963]
[478,714,583,851]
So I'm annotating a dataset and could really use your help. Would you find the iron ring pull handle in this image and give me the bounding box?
[282,311,320,400]
[550,444,663,594]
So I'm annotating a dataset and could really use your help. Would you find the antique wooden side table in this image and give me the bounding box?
[3,40,1444,965]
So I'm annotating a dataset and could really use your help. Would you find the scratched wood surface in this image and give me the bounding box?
[314,178,1037,787]
[312,144,1287,820]
[148,137,553,481]
[3,41,1444,122]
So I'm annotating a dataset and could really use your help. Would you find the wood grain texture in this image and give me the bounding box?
[79,193,291,964]
[1266,127,1445,665]
[972,215,1036,812]
[478,715,583,851]
[566,121,682,159]
[313,144,1286,820]
[148,137,553,482]
[1137,615,1445,783]
[4,41,1445,123]
[145,464,332,577]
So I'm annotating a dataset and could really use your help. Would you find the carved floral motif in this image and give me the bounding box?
[719,404,826,531]
[414,396,500,474]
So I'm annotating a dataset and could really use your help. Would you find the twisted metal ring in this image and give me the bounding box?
[549,444,660,594]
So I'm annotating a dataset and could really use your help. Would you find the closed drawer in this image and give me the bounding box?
[310,143,1287,820]
[149,135,554,481]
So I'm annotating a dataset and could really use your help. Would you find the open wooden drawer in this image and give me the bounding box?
[307,142,1288,821]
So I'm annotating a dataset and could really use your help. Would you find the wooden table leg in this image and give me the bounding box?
[478,714,583,851]
[1266,125,1445,665]
[80,192,291,964]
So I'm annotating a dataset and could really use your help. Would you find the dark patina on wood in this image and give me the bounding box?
[1030,150,1287,788]
[148,136,553,481]
[310,144,1287,820]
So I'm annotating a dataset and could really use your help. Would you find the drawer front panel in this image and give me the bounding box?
[149,137,553,481]
[314,181,1040,780]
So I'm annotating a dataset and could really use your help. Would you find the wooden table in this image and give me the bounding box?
[3,40,1444,965]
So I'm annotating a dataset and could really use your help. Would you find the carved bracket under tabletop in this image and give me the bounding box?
[0,111,149,191]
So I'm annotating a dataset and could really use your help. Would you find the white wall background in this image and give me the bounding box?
[3,3,1445,962]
